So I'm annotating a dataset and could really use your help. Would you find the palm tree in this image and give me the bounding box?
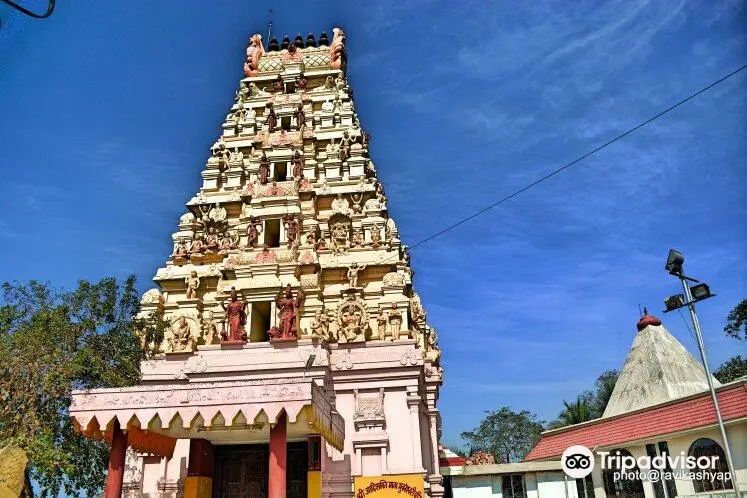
[548,396,595,429]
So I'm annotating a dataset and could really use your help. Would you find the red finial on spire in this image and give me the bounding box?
[637,308,662,331]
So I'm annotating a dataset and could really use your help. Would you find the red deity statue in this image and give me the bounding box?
[271,284,305,340]
[221,286,247,342]
[259,153,270,185]
[291,150,304,179]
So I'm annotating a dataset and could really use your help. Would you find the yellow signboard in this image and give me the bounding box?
[354,474,425,498]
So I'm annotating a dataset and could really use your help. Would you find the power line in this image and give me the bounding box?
[357,63,746,268]
[406,64,747,251]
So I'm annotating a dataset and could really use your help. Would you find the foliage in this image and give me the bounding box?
[460,406,544,463]
[713,355,747,383]
[0,277,167,497]
[724,299,746,340]
[547,397,595,429]
[548,369,619,429]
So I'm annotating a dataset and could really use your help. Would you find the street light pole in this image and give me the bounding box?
[678,276,740,498]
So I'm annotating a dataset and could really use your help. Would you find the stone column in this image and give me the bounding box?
[406,387,423,470]
[269,411,288,498]
[104,419,127,498]
[185,438,214,498]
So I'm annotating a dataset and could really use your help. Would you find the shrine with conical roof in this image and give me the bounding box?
[69,28,443,498]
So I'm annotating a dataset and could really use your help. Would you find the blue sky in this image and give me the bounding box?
[0,1,745,449]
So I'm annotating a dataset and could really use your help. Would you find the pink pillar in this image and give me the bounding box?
[104,419,127,498]
[269,411,287,498]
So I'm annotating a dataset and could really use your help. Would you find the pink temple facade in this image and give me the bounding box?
[69,28,443,498]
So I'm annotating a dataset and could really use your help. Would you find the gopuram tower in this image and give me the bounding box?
[70,29,443,498]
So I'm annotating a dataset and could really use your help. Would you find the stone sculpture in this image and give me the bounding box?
[265,104,278,132]
[271,284,305,340]
[283,214,299,247]
[346,262,366,288]
[388,303,402,340]
[258,152,270,184]
[246,216,262,248]
[221,287,247,342]
[169,316,195,353]
[294,104,305,130]
[291,149,304,179]
[184,270,200,299]
[329,27,345,69]
[243,34,264,77]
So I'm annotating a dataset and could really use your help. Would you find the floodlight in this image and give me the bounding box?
[664,294,686,312]
[690,283,714,302]
[665,249,685,275]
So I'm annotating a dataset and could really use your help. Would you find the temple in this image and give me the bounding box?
[69,29,443,498]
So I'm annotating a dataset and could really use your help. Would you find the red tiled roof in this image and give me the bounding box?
[525,382,747,461]
[439,456,467,467]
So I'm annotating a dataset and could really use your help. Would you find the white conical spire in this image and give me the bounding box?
[602,314,721,418]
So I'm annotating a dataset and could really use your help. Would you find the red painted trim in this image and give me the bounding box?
[439,456,467,466]
[525,383,747,461]
[269,411,288,498]
[104,419,127,498]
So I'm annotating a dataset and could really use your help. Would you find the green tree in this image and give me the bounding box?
[460,407,544,463]
[0,277,167,497]
[713,355,747,383]
[592,369,619,415]
[724,299,746,340]
[548,396,595,429]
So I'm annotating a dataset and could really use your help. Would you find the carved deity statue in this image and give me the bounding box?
[312,76,335,92]
[310,308,329,339]
[246,216,262,248]
[340,131,351,162]
[425,328,442,365]
[352,227,365,248]
[221,287,247,342]
[329,27,345,69]
[189,236,204,255]
[377,311,388,341]
[291,149,304,179]
[184,270,200,299]
[235,81,250,103]
[204,311,219,345]
[350,193,363,214]
[248,82,269,97]
[296,73,307,91]
[330,219,350,254]
[376,182,387,205]
[283,214,299,247]
[265,104,278,132]
[244,34,264,77]
[258,152,270,185]
[170,316,194,353]
[272,284,305,340]
[173,240,188,260]
[370,223,382,249]
[228,147,244,166]
[331,193,350,215]
[346,263,366,288]
[294,104,306,130]
[273,75,284,93]
[388,303,403,341]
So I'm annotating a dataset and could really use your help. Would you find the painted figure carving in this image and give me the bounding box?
[350,193,363,213]
[258,152,270,185]
[246,216,262,248]
[329,27,345,69]
[283,214,299,247]
[273,284,305,340]
[377,311,388,341]
[311,308,329,339]
[204,311,219,345]
[294,104,305,130]
[265,104,277,132]
[346,262,366,288]
[189,236,204,255]
[173,240,188,260]
[296,73,307,91]
[352,227,365,248]
[330,218,351,254]
[184,270,200,299]
[243,34,264,77]
[235,81,250,103]
[331,193,350,215]
[388,303,402,340]
[170,316,194,353]
[370,223,382,249]
[221,287,247,342]
[291,149,304,179]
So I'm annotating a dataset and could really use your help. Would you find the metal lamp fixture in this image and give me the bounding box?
[662,249,739,498]
[664,249,685,275]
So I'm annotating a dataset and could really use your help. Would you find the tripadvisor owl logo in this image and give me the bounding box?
[562,445,594,478]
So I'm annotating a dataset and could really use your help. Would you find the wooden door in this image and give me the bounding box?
[213,444,269,498]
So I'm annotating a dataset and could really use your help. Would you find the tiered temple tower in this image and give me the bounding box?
[70,28,444,498]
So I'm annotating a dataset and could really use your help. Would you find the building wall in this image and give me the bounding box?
[451,472,573,498]
[583,420,746,498]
